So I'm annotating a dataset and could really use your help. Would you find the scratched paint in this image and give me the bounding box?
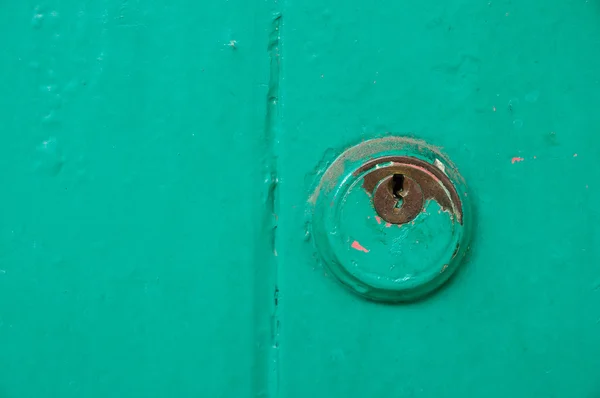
[1,0,600,397]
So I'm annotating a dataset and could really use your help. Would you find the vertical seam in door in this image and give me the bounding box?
[254,6,282,398]
[267,12,282,398]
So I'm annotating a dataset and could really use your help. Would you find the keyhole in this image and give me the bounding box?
[392,174,404,209]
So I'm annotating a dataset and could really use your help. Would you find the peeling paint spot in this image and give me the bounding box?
[511,157,524,164]
[309,136,455,206]
[434,158,446,174]
[351,240,369,253]
[375,216,382,224]
[385,222,392,228]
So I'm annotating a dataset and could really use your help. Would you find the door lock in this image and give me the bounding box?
[360,156,463,226]
[309,137,472,302]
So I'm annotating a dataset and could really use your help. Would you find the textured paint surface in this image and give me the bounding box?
[0,1,276,397]
[1,1,600,398]
[277,1,600,397]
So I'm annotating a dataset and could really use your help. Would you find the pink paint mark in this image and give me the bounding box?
[385,222,392,228]
[511,157,525,164]
[374,216,382,224]
[351,240,369,253]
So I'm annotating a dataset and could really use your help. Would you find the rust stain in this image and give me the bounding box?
[309,136,457,206]
[351,240,369,253]
[511,157,524,164]
[358,156,463,225]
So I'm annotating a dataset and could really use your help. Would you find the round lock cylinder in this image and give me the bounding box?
[309,137,472,302]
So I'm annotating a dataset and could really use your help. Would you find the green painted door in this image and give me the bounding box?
[1,1,599,397]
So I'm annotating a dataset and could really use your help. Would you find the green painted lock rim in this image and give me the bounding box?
[309,136,473,302]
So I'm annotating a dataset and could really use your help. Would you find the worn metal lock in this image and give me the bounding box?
[362,156,463,227]
[309,137,471,302]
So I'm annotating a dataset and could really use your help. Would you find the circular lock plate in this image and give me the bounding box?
[309,137,472,302]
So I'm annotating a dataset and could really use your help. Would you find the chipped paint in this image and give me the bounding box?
[434,158,446,174]
[511,157,525,164]
[351,240,369,253]
[309,137,471,303]
[359,156,464,225]
[308,136,460,206]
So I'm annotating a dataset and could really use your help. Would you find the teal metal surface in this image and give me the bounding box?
[0,1,275,396]
[1,1,600,397]
[278,1,600,396]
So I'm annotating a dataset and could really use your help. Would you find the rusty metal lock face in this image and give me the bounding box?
[361,156,463,226]
[309,137,472,303]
